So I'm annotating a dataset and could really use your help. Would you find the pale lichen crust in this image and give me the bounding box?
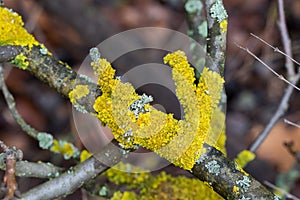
[210,0,228,23]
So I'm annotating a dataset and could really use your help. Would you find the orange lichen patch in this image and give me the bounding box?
[0,7,38,46]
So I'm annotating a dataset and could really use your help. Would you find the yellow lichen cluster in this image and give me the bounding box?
[206,107,226,154]
[220,20,228,33]
[68,85,90,105]
[105,162,223,200]
[92,57,179,150]
[10,53,29,70]
[80,149,92,162]
[234,150,256,168]
[93,50,225,170]
[104,162,150,188]
[50,139,79,160]
[233,185,239,195]
[163,50,225,168]
[0,7,38,46]
[91,58,118,94]
[111,191,137,200]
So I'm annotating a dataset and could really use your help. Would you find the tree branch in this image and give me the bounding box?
[0,153,63,179]
[191,143,277,199]
[18,140,128,200]
[205,0,228,77]
[0,45,276,199]
[277,0,295,77]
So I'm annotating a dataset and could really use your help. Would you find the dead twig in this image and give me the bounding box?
[264,181,300,200]
[0,140,23,200]
[283,118,300,129]
[277,0,295,77]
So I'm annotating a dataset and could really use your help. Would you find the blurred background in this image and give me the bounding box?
[1,0,300,199]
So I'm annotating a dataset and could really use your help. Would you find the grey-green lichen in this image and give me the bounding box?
[236,176,251,192]
[73,104,88,113]
[99,186,107,196]
[129,93,153,118]
[89,47,101,63]
[274,195,281,200]
[205,160,221,175]
[198,21,208,37]
[187,29,194,36]
[39,47,48,55]
[79,74,94,84]
[185,0,203,14]
[240,196,251,200]
[210,0,228,23]
[37,132,53,149]
[196,146,211,164]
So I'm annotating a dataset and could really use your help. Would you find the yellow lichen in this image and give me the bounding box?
[50,139,79,159]
[220,20,228,33]
[206,107,226,155]
[104,162,150,188]
[111,191,138,200]
[234,150,256,168]
[105,162,223,200]
[163,50,196,86]
[80,149,92,162]
[93,50,225,170]
[68,85,90,105]
[0,7,38,46]
[10,53,29,70]
[91,58,118,94]
[233,185,239,195]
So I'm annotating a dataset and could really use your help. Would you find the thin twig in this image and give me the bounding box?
[0,65,38,139]
[277,0,295,77]
[264,181,300,200]
[0,141,23,199]
[248,81,299,152]
[3,151,18,200]
[235,43,300,92]
[250,33,300,68]
[284,118,300,129]
[19,140,127,200]
[284,141,300,161]
[0,140,9,152]
[0,153,63,179]
[235,39,300,152]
